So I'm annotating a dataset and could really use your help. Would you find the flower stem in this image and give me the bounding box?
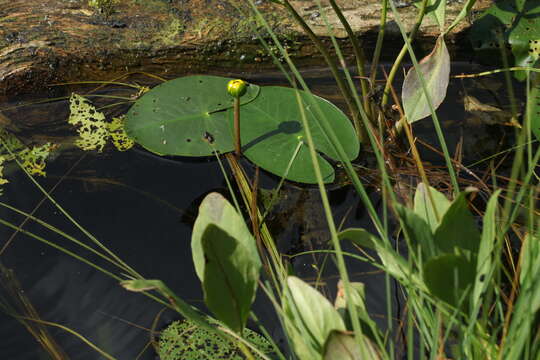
[234,97,241,157]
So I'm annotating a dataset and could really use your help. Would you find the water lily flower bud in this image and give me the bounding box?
[227,79,248,98]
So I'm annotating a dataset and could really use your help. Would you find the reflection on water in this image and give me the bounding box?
[0,63,519,358]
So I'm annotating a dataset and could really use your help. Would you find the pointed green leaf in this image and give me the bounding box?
[402,35,450,123]
[529,73,540,142]
[191,192,261,333]
[433,189,481,254]
[201,225,259,333]
[191,192,259,282]
[323,330,381,360]
[395,204,436,259]
[471,190,500,311]
[334,280,382,345]
[503,231,540,359]
[283,276,345,356]
[413,183,451,232]
[423,253,476,308]
[125,75,260,156]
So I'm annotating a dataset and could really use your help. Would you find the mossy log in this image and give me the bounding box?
[0,0,491,99]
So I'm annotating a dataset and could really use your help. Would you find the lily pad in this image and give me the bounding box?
[231,87,359,183]
[125,75,260,156]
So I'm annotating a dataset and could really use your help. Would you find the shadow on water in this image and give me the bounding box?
[0,63,521,358]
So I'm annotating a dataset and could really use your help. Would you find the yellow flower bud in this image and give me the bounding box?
[227,79,248,98]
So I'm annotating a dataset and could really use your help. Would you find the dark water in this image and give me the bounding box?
[0,63,518,359]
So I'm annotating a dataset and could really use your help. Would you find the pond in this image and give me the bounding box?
[0,62,519,359]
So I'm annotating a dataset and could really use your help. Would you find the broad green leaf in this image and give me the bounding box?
[233,86,359,184]
[201,225,259,333]
[334,280,367,314]
[402,35,450,123]
[322,330,381,360]
[423,254,475,308]
[508,1,540,80]
[471,190,500,312]
[433,189,481,254]
[395,204,436,260]
[283,276,345,357]
[468,0,515,55]
[191,192,261,333]
[191,192,260,282]
[125,75,260,156]
[334,280,382,345]
[469,0,540,80]
[413,183,451,232]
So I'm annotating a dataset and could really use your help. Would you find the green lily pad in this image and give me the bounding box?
[125,75,260,156]
[230,86,359,184]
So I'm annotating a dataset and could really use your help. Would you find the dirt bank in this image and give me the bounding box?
[0,0,491,99]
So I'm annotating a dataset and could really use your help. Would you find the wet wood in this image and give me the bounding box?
[0,0,492,99]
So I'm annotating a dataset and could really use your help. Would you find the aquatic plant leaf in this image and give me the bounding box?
[0,128,25,157]
[125,75,260,156]
[395,204,436,259]
[469,0,540,80]
[283,276,345,357]
[108,116,134,151]
[191,192,261,333]
[18,143,54,176]
[68,94,110,151]
[334,280,382,345]
[232,86,359,184]
[471,190,500,313]
[433,189,480,254]
[530,75,540,141]
[423,253,475,308]
[159,319,274,360]
[508,1,540,80]
[504,234,540,359]
[402,35,450,123]
[0,129,54,179]
[413,183,451,232]
[0,156,8,188]
[322,330,381,360]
